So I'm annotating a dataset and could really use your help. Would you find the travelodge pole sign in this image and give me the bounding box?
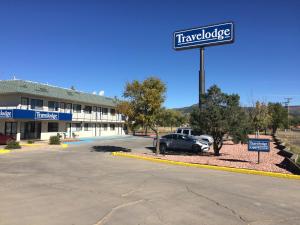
[173,22,234,108]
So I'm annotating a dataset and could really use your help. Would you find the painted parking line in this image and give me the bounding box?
[63,135,143,145]
[0,149,11,154]
[112,152,300,180]
[61,144,68,148]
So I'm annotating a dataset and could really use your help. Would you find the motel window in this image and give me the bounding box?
[73,123,81,131]
[48,122,59,132]
[84,123,92,131]
[103,124,108,131]
[110,124,115,131]
[66,103,72,113]
[93,106,97,113]
[97,107,101,119]
[31,99,43,110]
[5,122,17,136]
[84,106,92,114]
[102,108,108,115]
[60,102,65,112]
[21,97,29,109]
[110,108,116,116]
[73,104,81,113]
[48,101,59,111]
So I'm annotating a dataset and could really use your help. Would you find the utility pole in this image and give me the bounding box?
[284,97,292,130]
[199,47,205,109]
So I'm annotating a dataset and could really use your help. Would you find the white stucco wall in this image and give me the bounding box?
[40,121,67,140]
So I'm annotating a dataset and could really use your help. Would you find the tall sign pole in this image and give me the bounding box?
[173,22,234,109]
[199,47,205,108]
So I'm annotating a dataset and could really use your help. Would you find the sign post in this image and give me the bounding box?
[199,47,205,108]
[174,22,234,108]
[248,139,270,164]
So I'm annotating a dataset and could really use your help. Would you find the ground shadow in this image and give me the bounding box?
[276,158,300,175]
[223,142,235,145]
[91,146,131,153]
[145,146,228,157]
[273,143,294,158]
[219,158,250,163]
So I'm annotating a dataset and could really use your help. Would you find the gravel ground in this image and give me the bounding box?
[141,135,292,174]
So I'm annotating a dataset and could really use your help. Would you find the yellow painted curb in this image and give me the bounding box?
[112,152,300,180]
[0,149,12,154]
[61,144,68,149]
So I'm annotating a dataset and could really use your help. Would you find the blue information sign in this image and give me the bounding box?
[248,139,270,152]
[173,22,234,50]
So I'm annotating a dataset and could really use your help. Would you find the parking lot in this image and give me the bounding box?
[0,136,299,225]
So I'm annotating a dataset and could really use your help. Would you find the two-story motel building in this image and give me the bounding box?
[0,80,125,141]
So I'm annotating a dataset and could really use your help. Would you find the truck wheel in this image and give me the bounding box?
[159,144,167,154]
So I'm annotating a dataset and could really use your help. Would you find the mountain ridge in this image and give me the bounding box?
[172,104,300,115]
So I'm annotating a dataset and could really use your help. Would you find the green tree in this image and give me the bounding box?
[249,101,270,135]
[190,85,249,156]
[116,100,138,135]
[161,109,187,132]
[268,103,288,134]
[123,77,166,154]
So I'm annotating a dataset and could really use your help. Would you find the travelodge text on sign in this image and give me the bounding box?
[173,22,234,50]
[0,110,13,118]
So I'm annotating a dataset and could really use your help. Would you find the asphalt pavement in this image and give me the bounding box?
[0,136,299,225]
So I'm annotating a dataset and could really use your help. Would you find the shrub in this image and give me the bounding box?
[49,135,61,145]
[27,140,35,144]
[5,140,21,149]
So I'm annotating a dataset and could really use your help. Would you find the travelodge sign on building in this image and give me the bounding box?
[0,109,72,121]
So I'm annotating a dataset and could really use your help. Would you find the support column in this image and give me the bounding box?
[16,121,21,141]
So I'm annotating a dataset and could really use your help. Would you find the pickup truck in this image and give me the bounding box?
[175,128,214,146]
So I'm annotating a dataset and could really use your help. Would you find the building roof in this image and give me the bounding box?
[0,80,116,107]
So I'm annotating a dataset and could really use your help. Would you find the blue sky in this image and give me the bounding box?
[0,0,299,108]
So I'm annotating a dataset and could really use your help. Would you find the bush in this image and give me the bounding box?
[5,140,21,149]
[27,140,35,144]
[49,135,61,145]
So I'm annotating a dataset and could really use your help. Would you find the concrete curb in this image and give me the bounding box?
[112,152,300,180]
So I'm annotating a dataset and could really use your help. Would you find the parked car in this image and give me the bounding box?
[0,133,15,145]
[176,128,214,146]
[153,133,210,154]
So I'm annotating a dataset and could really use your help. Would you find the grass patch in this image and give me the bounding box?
[5,140,21,149]
[277,130,300,155]
[27,140,35,144]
